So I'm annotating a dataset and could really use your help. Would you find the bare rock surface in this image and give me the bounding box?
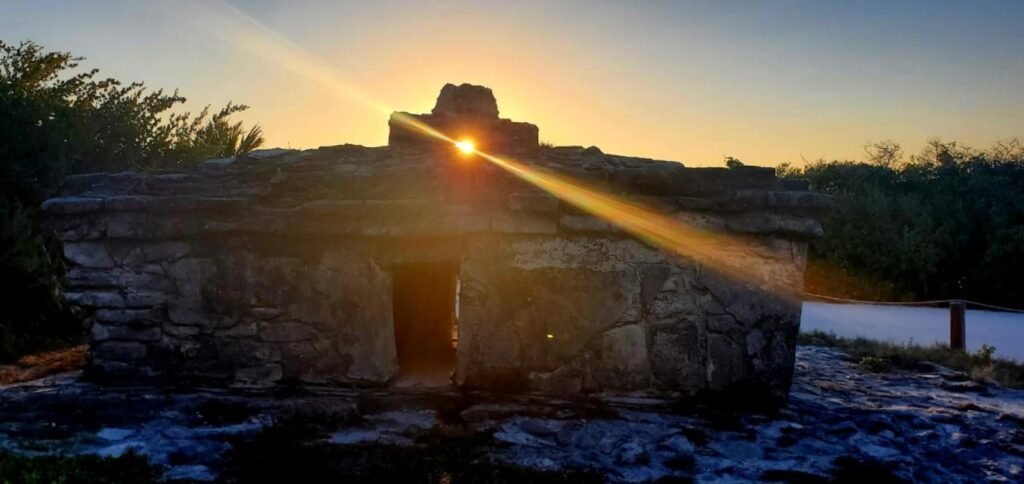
[0,346,1021,481]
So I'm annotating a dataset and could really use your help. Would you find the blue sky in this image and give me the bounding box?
[3,0,1023,166]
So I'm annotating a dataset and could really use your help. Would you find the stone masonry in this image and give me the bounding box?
[43,84,829,406]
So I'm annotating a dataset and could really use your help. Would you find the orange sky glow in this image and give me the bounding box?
[3,0,1023,166]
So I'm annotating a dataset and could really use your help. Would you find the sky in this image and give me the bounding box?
[3,0,1024,167]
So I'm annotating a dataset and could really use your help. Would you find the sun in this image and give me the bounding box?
[455,139,475,155]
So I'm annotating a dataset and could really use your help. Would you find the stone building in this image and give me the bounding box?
[43,84,829,405]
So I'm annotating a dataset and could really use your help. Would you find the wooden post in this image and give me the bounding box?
[949,300,966,351]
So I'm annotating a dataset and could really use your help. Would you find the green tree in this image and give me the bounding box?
[780,139,1024,306]
[0,40,265,359]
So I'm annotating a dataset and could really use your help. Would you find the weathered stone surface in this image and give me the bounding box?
[66,291,125,308]
[508,192,559,212]
[64,241,114,268]
[432,83,499,117]
[259,322,316,343]
[234,364,283,386]
[557,215,617,233]
[121,241,190,265]
[95,308,164,326]
[581,324,651,391]
[91,323,161,342]
[41,196,104,214]
[491,213,557,234]
[93,341,147,362]
[649,319,705,392]
[706,334,745,391]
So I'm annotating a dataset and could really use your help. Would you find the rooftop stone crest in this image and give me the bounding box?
[388,83,539,154]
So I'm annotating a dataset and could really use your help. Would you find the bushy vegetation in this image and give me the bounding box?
[0,40,264,361]
[800,330,1024,388]
[0,451,159,484]
[775,139,1024,306]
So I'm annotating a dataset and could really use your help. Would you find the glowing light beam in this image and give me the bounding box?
[180,1,801,303]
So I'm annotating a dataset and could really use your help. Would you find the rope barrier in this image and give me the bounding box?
[802,292,1024,314]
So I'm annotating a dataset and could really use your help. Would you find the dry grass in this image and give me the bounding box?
[800,331,1024,388]
[0,344,86,385]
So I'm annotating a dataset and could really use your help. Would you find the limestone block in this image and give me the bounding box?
[582,324,652,391]
[216,340,280,365]
[706,334,744,391]
[458,260,643,387]
[557,215,617,233]
[649,319,705,391]
[63,241,114,268]
[95,308,164,326]
[121,241,191,265]
[508,192,559,212]
[66,291,125,308]
[491,213,557,234]
[124,291,168,307]
[234,364,283,387]
[217,322,259,338]
[259,321,316,343]
[93,341,147,362]
[91,323,161,342]
[162,323,200,338]
[432,83,499,117]
[41,196,104,214]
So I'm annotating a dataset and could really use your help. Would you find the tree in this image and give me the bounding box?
[779,140,1024,306]
[0,40,266,359]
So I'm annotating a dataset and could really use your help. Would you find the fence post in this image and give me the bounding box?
[949,300,966,351]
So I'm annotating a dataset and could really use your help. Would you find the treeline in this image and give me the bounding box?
[775,140,1024,307]
[0,41,265,360]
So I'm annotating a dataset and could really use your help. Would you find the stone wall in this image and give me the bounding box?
[44,145,826,403]
[42,85,829,405]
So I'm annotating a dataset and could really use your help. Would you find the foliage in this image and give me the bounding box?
[800,331,1024,388]
[857,356,892,373]
[0,40,264,361]
[778,139,1024,306]
[0,451,159,484]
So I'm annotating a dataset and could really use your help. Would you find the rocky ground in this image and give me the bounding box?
[0,345,1022,482]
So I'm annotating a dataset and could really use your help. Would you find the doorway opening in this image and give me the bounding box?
[392,261,459,386]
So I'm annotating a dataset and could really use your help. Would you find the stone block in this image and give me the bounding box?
[121,242,191,265]
[706,334,744,391]
[649,320,704,391]
[95,308,164,326]
[41,196,104,214]
[508,192,559,212]
[124,291,168,307]
[162,324,201,338]
[92,323,161,342]
[234,364,283,387]
[259,321,316,343]
[93,341,147,362]
[557,215,617,233]
[63,241,114,268]
[582,324,651,391]
[66,291,125,308]
[491,213,557,234]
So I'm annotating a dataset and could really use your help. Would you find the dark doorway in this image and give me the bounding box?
[392,262,458,386]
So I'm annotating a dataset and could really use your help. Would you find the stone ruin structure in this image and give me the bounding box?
[43,83,829,406]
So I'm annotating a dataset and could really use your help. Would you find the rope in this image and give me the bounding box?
[802,291,1024,314]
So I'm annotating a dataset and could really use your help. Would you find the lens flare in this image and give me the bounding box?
[181,1,803,303]
[455,140,476,155]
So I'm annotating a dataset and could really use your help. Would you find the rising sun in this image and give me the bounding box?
[455,139,475,155]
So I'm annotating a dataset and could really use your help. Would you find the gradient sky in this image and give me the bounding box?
[3,1,1024,166]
